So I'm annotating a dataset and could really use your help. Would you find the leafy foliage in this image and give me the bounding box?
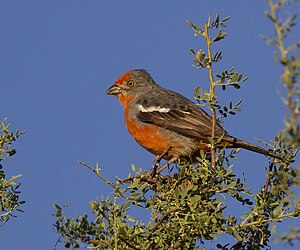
[0,118,25,225]
[53,144,297,249]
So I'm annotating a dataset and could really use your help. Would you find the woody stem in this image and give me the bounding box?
[204,22,217,171]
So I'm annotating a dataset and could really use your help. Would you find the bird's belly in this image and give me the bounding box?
[125,118,196,159]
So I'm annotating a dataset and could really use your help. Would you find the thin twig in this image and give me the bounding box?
[119,236,139,250]
[78,161,141,202]
[148,207,180,235]
[223,211,298,231]
[279,233,300,243]
[118,173,172,186]
[118,174,151,184]
[54,235,63,250]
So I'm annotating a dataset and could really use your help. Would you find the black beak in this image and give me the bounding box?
[106,84,122,95]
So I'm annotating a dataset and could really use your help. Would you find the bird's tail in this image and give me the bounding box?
[223,137,284,161]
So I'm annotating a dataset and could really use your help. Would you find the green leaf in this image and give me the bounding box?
[232,84,241,89]
[190,195,201,204]
[242,77,248,82]
[189,48,195,55]
[181,187,188,199]
[232,72,238,82]
[131,164,136,172]
[221,16,230,22]
[128,217,135,223]
[200,53,205,61]
[228,181,237,189]
[186,20,193,26]
[54,204,62,211]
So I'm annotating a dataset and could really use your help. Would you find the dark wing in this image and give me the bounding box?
[135,88,228,140]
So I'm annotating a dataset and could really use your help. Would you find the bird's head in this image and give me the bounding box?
[106,70,159,102]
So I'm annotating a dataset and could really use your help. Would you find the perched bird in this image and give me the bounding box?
[106,69,281,162]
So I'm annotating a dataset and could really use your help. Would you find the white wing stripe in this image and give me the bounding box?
[137,104,170,113]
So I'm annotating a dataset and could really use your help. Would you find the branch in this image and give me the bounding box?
[78,161,142,202]
[278,233,300,243]
[148,207,181,235]
[119,236,139,250]
[224,211,299,232]
[204,22,217,171]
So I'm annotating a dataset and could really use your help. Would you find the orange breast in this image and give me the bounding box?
[124,109,182,159]
[126,118,175,158]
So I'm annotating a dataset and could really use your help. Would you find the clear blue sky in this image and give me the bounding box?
[1,1,299,249]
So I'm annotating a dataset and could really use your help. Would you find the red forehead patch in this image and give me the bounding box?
[115,71,132,86]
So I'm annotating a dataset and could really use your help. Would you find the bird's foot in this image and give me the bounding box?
[151,146,173,177]
[156,156,178,175]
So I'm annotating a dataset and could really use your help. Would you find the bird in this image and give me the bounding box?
[106,69,282,163]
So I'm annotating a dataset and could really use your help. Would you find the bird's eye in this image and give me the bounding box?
[127,80,135,87]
